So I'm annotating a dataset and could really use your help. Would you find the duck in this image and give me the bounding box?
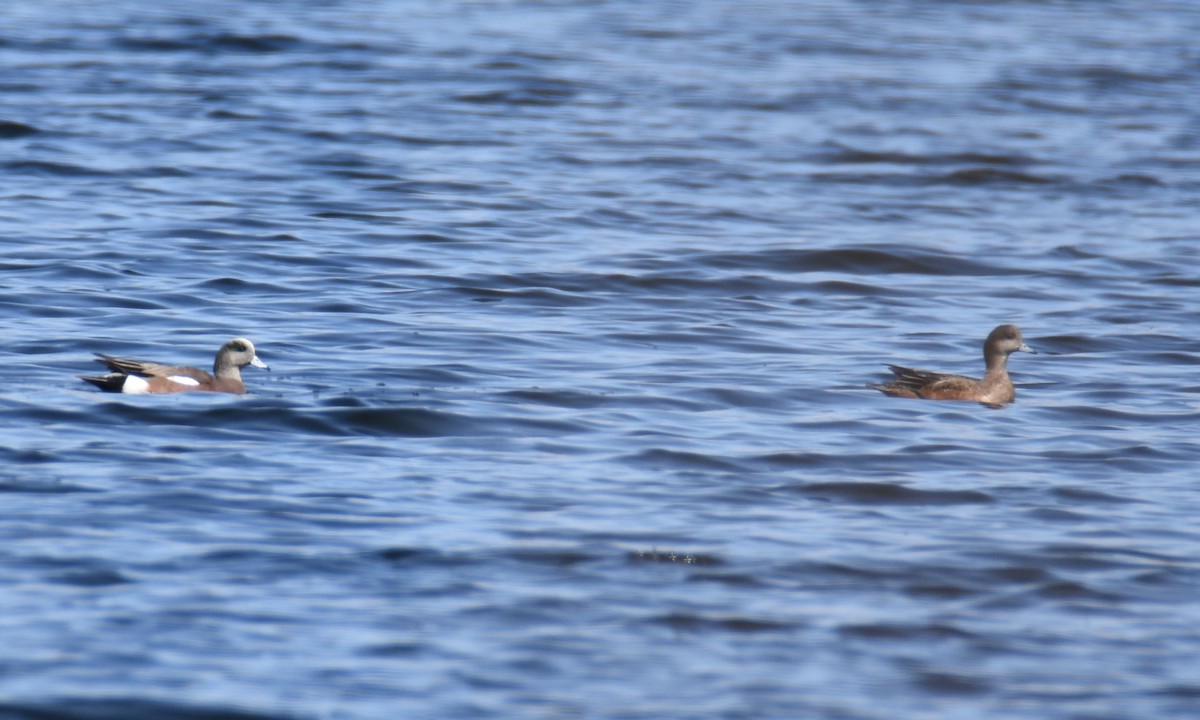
[869,324,1034,405]
[80,337,269,395]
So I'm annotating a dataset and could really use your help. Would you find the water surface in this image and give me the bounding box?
[2,1,1199,718]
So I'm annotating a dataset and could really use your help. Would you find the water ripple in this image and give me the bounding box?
[4,1,1200,718]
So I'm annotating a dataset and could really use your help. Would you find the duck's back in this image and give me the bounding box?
[873,365,1014,404]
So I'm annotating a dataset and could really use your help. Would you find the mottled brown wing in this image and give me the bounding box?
[94,354,215,383]
[882,365,980,399]
[918,374,982,400]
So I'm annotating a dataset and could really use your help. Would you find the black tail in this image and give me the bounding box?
[79,374,126,393]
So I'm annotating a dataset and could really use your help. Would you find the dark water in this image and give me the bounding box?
[3,1,1200,718]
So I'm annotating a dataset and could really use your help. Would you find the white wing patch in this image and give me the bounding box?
[122,375,150,394]
[168,375,201,387]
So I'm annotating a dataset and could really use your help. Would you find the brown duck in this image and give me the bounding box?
[80,337,269,395]
[870,324,1035,405]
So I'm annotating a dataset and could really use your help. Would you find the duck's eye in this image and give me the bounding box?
[232,342,246,351]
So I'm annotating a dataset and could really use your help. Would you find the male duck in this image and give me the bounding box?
[81,337,269,395]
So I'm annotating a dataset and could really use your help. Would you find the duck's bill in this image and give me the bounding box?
[1018,343,1036,354]
[251,355,271,370]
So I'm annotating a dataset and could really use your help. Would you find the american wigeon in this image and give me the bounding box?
[869,324,1035,405]
[80,337,269,395]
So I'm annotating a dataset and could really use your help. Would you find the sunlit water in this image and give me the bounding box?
[2,1,1199,718]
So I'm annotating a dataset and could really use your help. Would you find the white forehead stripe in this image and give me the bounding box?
[168,375,201,387]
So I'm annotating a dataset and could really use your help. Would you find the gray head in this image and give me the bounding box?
[983,324,1035,368]
[214,337,269,378]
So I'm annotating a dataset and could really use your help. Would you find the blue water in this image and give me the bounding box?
[3,1,1200,718]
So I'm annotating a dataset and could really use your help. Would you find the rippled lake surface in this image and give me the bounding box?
[3,1,1200,718]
